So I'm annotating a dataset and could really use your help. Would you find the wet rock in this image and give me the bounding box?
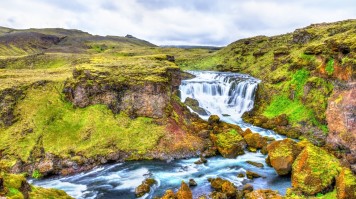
[37,158,54,175]
[176,181,192,199]
[237,173,245,178]
[135,178,157,197]
[336,167,356,199]
[292,143,341,195]
[243,132,267,149]
[245,189,282,199]
[184,97,208,116]
[243,183,254,192]
[194,156,207,164]
[210,130,246,158]
[161,189,176,199]
[188,179,197,187]
[246,161,264,168]
[208,177,237,198]
[246,171,261,179]
[266,138,302,175]
[208,115,220,125]
[241,128,253,137]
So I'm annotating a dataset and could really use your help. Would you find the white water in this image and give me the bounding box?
[32,71,289,199]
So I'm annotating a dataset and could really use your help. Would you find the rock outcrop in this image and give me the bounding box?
[244,189,282,199]
[326,84,356,172]
[135,178,157,197]
[267,139,302,175]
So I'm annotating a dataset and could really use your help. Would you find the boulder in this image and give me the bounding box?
[208,177,237,198]
[161,189,176,199]
[188,179,197,187]
[184,97,208,116]
[336,167,356,199]
[210,130,246,158]
[246,161,264,168]
[243,184,254,192]
[176,181,192,199]
[266,139,302,175]
[208,115,220,125]
[135,178,157,197]
[243,132,267,149]
[245,189,282,199]
[246,171,262,179]
[291,144,341,195]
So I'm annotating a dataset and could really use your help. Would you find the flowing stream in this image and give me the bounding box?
[32,71,289,199]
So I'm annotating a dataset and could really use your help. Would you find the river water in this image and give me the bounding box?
[32,71,290,199]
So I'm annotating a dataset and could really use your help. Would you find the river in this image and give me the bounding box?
[31,71,290,199]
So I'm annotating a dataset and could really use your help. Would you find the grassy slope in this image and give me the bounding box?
[179,19,356,135]
[0,27,206,171]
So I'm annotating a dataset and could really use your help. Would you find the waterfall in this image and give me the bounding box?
[179,71,260,121]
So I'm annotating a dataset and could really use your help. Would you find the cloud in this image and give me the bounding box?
[0,0,355,46]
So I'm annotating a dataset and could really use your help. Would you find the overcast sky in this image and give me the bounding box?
[1,0,355,46]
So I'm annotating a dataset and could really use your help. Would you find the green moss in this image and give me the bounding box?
[325,58,334,75]
[290,69,310,97]
[31,170,42,179]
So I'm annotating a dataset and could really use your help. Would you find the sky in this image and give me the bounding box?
[1,0,356,46]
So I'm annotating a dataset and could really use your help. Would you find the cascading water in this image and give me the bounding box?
[180,71,260,121]
[31,71,289,199]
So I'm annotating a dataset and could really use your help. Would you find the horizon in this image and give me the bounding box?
[1,0,356,46]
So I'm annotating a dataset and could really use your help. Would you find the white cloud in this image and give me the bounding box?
[0,0,355,45]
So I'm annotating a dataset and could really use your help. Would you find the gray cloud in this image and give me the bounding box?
[0,0,355,46]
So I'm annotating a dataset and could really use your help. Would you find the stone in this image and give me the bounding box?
[243,184,254,192]
[291,143,341,195]
[246,161,264,168]
[246,171,261,179]
[336,167,356,199]
[208,115,220,125]
[237,173,245,178]
[245,189,282,199]
[135,178,157,197]
[194,156,207,164]
[266,138,302,175]
[210,130,246,158]
[184,97,208,116]
[244,133,267,149]
[176,181,192,199]
[188,179,197,187]
[209,177,237,198]
[161,189,176,199]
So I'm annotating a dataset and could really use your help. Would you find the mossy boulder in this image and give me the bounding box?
[267,138,302,175]
[161,189,176,199]
[246,170,262,179]
[210,129,246,158]
[245,189,282,199]
[208,177,238,198]
[243,132,267,150]
[176,181,192,199]
[135,178,157,197]
[208,115,220,125]
[336,167,356,199]
[291,143,342,195]
[184,97,208,116]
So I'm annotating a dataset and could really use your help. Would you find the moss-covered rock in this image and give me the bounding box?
[135,178,157,197]
[184,97,208,115]
[267,138,302,175]
[160,189,176,199]
[291,143,342,195]
[210,129,246,158]
[336,167,356,199]
[244,189,282,199]
[176,181,192,199]
[0,172,72,199]
[243,132,267,150]
[208,177,238,198]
